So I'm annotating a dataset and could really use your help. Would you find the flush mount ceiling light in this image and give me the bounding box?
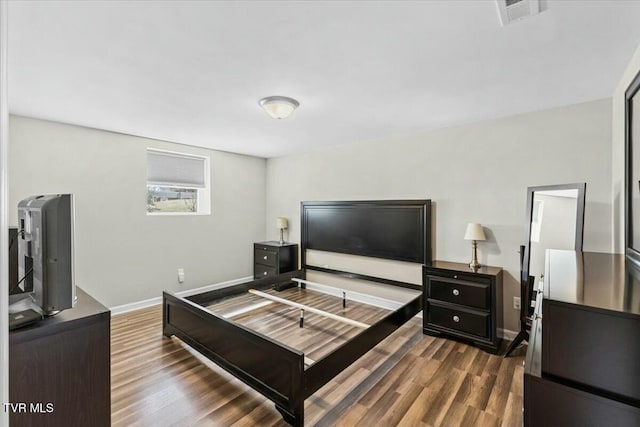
[259,96,300,119]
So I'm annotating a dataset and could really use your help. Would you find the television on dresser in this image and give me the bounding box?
[17,193,76,315]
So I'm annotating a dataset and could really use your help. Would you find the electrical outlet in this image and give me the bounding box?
[513,296,521,310]
[178,268,185,284]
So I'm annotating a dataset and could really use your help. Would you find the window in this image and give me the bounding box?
[146,148,210,215]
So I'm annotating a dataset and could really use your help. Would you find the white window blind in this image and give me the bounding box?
[147,150,206,188]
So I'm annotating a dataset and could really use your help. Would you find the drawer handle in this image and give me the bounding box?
[263,272,267,276]
[453,315,460,323]
[452,289,460,296]
[263,256,268,260]
[453,275,458,279]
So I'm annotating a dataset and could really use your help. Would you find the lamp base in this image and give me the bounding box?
[469,240,481,270]
[279,228,285,245]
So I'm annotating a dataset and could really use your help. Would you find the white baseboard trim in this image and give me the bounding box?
[176,276,253,298]
[110,295,162,316]
[498,328,519,341]
[109,276,252,316]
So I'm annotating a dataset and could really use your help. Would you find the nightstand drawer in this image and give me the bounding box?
[427,302,490,339]
[254,248,277,267]
[427,276,490,310]
[254,265,276,279]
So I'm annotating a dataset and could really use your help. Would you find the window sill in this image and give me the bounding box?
[146,211,210,216]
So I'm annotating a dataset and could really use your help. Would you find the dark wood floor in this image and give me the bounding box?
[111,291,526,426]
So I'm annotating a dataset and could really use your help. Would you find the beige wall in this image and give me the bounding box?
[612,43,640,253]
[9,115,266,307]
[266,98,613,332]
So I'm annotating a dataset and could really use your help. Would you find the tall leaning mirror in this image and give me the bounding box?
[504,182,586,357]
[524,183,586,286]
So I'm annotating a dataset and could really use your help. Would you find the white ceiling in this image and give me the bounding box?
[8,1,640,158]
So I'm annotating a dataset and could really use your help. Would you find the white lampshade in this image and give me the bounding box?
[464,223,486,241]
[276,217,288,230]
[259,96,299,119]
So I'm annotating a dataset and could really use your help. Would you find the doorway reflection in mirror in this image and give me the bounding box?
[528,189,579,285]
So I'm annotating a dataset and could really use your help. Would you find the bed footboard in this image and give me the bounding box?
[163,271,421,426]
[162,291,305,426]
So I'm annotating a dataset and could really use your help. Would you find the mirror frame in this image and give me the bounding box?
[522,183,586,285]
[625,69,640,266]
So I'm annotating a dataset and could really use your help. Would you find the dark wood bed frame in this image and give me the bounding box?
[163,200,431,426]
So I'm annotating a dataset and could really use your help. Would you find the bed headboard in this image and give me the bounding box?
[301,200,431,289]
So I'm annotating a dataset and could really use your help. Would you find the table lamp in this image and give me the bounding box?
[276,217,288,245]
[464,223,486,269]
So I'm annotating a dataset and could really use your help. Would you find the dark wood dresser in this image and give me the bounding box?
[423,261,503,353]
[9,287,111,427]
[253,241,298,280]
[524,250,640,426]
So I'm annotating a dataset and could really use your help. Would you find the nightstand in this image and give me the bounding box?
[253,241,298,280]
[423,261,503,354]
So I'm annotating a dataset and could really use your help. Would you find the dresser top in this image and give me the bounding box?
[427,260,503,276]
[9,287,110,344]
[544,250,640,316]
[255,240,297,248]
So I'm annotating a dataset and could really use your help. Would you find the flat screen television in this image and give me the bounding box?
[17,193,76,315]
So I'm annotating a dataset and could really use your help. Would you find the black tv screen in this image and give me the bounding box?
[301,200,431,264]
[9,227,19,294]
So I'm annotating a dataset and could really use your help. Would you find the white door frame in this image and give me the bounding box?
[1,1,10,425]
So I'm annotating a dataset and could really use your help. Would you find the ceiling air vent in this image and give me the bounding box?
[496,0,541,26]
